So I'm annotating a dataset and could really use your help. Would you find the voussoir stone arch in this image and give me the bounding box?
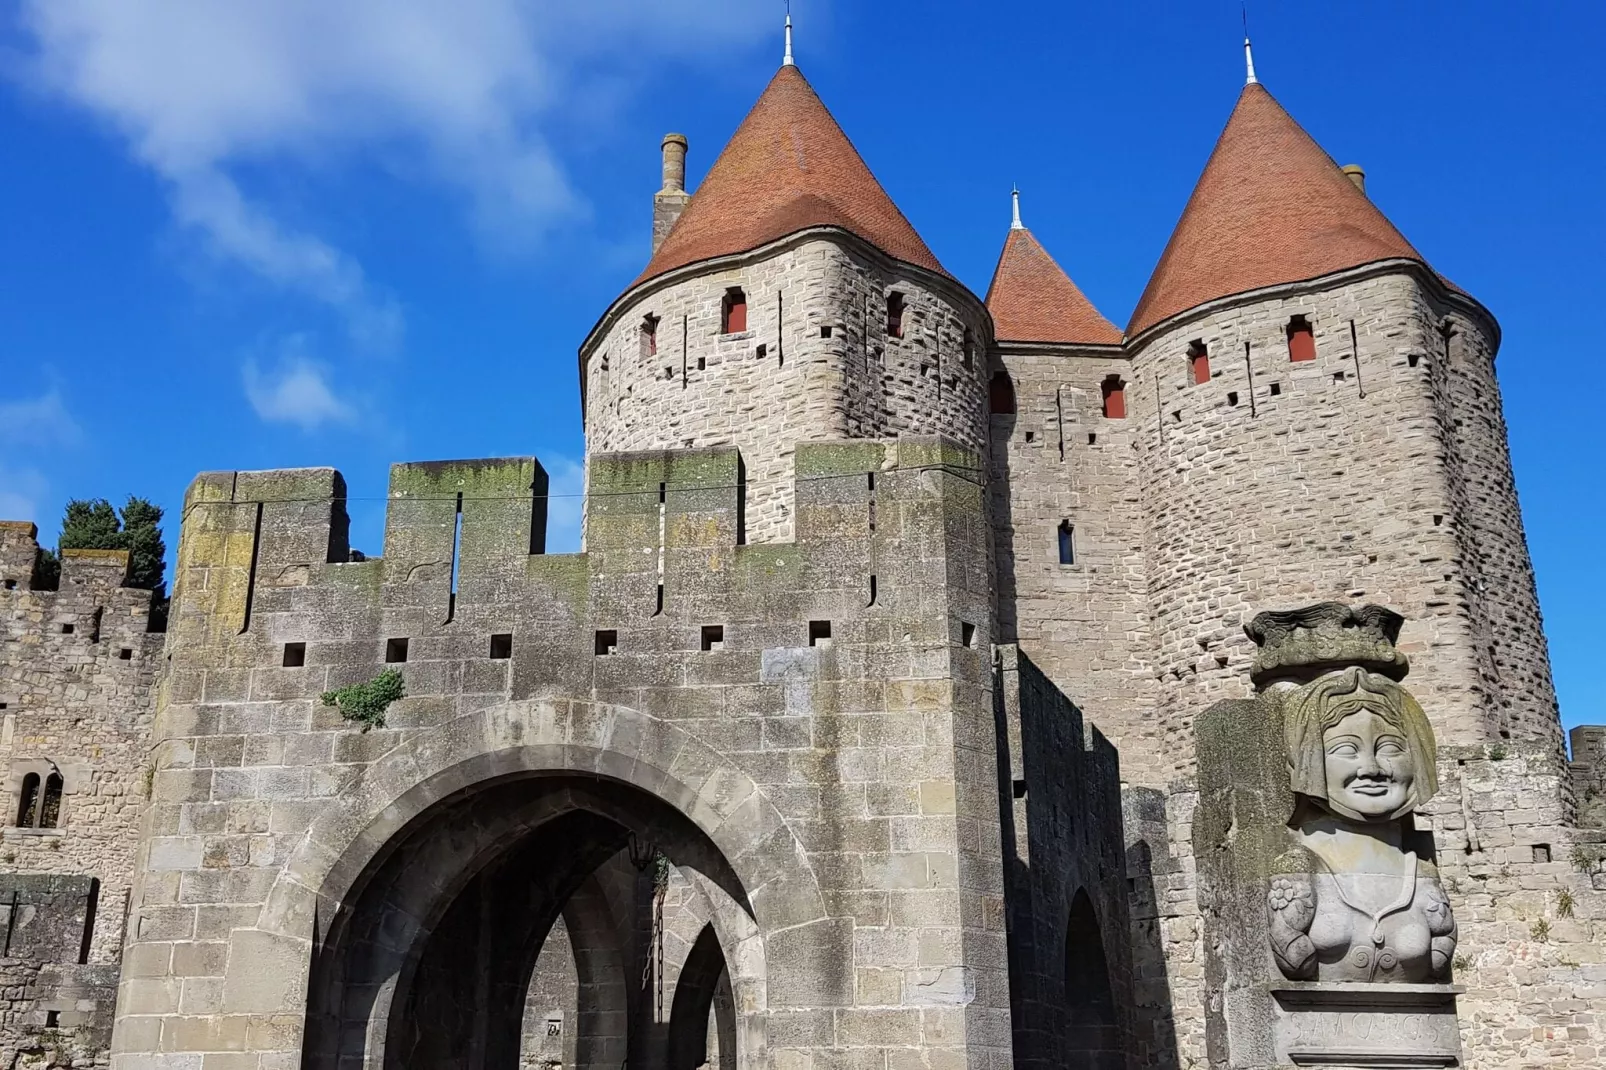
[257,697,827,944]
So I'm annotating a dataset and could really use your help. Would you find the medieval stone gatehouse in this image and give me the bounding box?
[1,26,1601,1070]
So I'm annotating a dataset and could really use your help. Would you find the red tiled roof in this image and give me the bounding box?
[1128,83,1426,337]
[985,227,1121,346]
[635,65,946,286]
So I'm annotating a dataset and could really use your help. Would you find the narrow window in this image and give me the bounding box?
[962,328,974,368]
[39,774,62,829]
[1058,521,1076,565]
[722,288,747,334]
[700,625,725,652]
[594,630,618,656]
[385,637,409,664]
[1189,341,1210,385]
[16,773,40,828]
[282,642,306,667]
[886,291,906,338]
[489,633,513,660]
[808,620,832,648]
[1287,315,1316,362]
[961,622,976,648]
[989,371,1016,415]
[1101,376,1126,419]
[641,314,659,357]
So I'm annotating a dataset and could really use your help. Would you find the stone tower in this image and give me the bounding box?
[580,63,992,543]
[1122,79,1557,784]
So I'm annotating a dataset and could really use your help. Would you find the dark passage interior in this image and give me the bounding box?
[301,773,746,1070]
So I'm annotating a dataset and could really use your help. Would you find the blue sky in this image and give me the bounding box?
[0,2,1600,736]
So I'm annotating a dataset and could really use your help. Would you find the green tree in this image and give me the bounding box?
[49,496,168,593]
[117,498,167,592]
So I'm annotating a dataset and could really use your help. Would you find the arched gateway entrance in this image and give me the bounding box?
[267,700,811,1070]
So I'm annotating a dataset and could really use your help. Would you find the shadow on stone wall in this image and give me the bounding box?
[1123,788,1182,1070]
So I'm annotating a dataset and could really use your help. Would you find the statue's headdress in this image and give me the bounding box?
[1245,602,1408,690]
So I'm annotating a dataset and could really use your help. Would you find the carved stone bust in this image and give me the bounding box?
[1250,604,1457,984]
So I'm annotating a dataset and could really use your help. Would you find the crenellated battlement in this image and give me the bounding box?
[161,438,991,741]
[0,521,160,643]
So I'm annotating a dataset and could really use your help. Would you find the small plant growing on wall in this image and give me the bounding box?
[1557,889,1576,919]
[1571,845,1606,875]
[1453,952,1472,972]
[322,669,406,731]
[1529,917,1551,942]
[1486,743,1508,761]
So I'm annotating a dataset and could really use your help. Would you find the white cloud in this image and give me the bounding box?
[0,390,82,446]
[243,354,355,431]
[16,0,775,342]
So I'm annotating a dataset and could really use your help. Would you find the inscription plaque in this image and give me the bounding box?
[1271,982,1463,1068]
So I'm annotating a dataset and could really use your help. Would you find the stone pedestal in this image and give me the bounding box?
[1270,981,1462,1067]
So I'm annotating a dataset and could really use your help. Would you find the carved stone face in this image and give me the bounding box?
[1322,709,1416,820]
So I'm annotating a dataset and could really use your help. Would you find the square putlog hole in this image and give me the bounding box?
[489,633,513,660]
[808,620,832,648]
[385,637,409,664]
[118,648,134,661]
[282,642,306,668]
[594,630,618,656]
[701,625,725,652]
[961,622,976,648]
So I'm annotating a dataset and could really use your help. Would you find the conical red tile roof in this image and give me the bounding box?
[985,227,1121,345]
[1128,83,1426,337]
[635,65,945,286]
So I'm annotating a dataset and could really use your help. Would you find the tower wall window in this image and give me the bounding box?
[40,774,62,829]
[1287,316,1316,362]
[1058,521,1076,565]
[641,314,659,357]
[886,292,906,338]
[722,289,747,334]
[1101,376,1127,419]
[990,371,1016,415]
[16,773,39,828]
[1189,341,1210,385]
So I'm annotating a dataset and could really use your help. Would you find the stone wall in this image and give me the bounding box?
[1573,726,1606,828]
[114,438,1021,1069]
[989,342,1157,782]
[0,528,160,960]
[1420,741,1606,1069]
[995,645,1132,1069]
[581,236,992,542]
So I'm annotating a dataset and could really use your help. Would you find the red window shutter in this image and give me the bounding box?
[1288,323,1316,362]
[725,293,747,334]
[1102,378,1126,419]
[1191,353,1210,385]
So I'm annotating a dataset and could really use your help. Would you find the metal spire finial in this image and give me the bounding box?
[783,2,794,67]
[1010,186,1023,230]
[1242,4,1258,85]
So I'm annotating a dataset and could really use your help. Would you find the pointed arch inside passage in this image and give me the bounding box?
[667,923,736,1070]
[1065,888,1120,1062]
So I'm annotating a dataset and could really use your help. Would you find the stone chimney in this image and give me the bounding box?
[1341,164,1367,195]
[653,133,691,254]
